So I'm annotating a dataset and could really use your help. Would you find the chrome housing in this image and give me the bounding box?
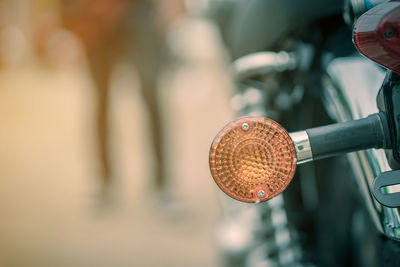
[323,55,400,240]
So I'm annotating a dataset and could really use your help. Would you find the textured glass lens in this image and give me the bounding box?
[209,117,296,203]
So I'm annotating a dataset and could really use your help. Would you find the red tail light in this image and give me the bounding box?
[353,1,400,73]
[209,117,297,203]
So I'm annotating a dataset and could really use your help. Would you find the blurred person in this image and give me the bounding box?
[59,0,185,199]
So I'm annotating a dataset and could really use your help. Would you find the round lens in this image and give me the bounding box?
[209,117,297,203]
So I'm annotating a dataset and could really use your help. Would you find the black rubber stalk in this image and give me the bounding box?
[306,113,391,160]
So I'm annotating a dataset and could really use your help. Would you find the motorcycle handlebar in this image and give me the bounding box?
[291,112,391,163]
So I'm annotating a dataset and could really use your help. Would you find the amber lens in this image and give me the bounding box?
[209,117,296,203]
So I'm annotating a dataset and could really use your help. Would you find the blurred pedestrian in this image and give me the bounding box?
[60,0,185,199]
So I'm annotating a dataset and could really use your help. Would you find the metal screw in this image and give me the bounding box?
[258,190,265,198]
[385,28,394,39]
[242,123,249,131]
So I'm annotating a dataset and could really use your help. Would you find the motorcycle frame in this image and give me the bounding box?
[322,55,400,240]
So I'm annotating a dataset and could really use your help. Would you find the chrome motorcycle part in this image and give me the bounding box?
[209,117,297,203]
[245,196,302,267]
[231,51,297,82]
[373,170,400,207]
[241,122,249,131]
[289,131,313,164]
[344,0,387,25]
[350,0,369,17]
[216,195,302,266]
[323,56,400,240]
[231,85,268,117]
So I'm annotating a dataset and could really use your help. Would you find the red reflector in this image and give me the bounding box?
[209,117,296,203]
[353,1,400,74]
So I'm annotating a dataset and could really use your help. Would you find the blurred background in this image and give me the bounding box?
[0,0,234,266]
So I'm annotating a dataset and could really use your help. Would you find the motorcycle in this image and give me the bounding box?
[207,0,400,266]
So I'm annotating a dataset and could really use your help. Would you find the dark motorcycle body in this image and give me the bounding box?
[208,0,400,266]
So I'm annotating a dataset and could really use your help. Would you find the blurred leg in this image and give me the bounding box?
[87,43,117,187]
[131,1,170,192]
[139,75,165,190]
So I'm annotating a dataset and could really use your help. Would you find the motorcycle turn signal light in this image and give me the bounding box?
[353,1,400,74]
[209,117,297,203]
[209,114,390,203]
